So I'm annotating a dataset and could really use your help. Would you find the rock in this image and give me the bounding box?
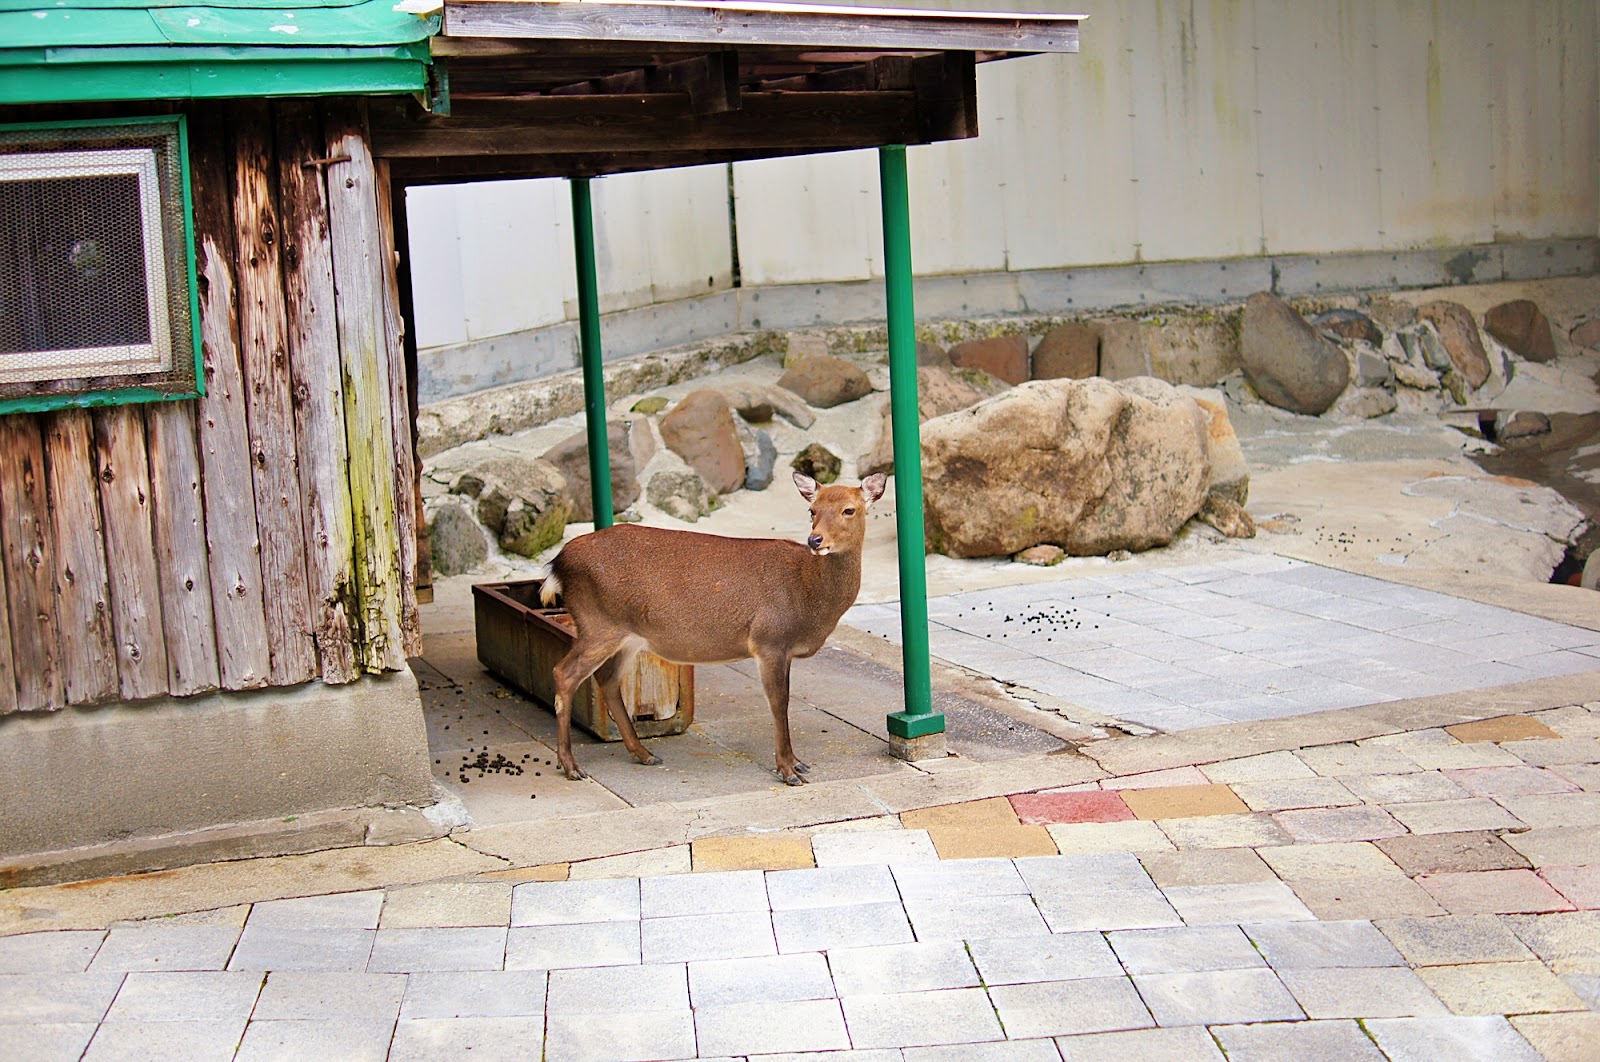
[500,496,571,557]
[1393,362,1440,390]
[1495,410,1552,441]
[860,365,998,477]
[719,383,815,428]
[632,395,669,415]
[1571,319,1600,350]
[1197,495,1256,538]
[917,341,950,367]
[783,331,830,369]
[736,420,778,490]
[1417,300,1491,389]
[1311,309,1384,347]
[1333,387,1398,420]
[541,420,641,523]
[1484,299,1557,363]
[1239,292,1350,415]
[1097,316,1240,386]
[921,376,1211,558]
[1366,295,1418,331]
[1353,345,1395,389]
[458,455,568,540]
[659,389,746,493]
[647,471,718,523]
[1013,544,1065,566]
[1583,551,1600,591]
[1031,322,1099,380]
[790,442,842,485]
[427,500,487,576]
[948,334,1030,385]
[777,354,873,408]
[1178,386,1250,505]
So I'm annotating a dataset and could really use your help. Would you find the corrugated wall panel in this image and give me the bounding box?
[733,151,882,284]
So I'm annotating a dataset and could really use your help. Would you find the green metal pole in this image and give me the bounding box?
[879,145,943,740]
[571,177,614,529]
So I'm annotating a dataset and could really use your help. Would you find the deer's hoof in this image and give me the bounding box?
[561,764,587,781]
[779,770,807,786]
[641,754,663,766]
[794,760,811,774]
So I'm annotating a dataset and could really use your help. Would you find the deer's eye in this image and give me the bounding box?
[843,508,856,516]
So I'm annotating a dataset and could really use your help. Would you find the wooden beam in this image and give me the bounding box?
[389,143,851,183]
[912,49,977,141]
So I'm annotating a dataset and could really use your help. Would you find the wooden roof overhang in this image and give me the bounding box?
[370,0,1082,185]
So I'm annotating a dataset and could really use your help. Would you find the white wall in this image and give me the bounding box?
[407,0,1598,348]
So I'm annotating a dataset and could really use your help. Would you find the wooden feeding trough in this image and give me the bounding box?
[472,579,694,742]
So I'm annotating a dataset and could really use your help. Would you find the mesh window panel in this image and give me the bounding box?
[0,116,199,407]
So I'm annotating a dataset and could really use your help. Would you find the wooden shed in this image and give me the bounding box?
[0,0,1079,882]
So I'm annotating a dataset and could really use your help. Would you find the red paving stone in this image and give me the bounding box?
[1540,866,1600,910]
[1010,791,1134,825]
[1416,869,1578,915]
[1446,766,1582,799]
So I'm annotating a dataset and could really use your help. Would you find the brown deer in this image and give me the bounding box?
[539,470,888,785]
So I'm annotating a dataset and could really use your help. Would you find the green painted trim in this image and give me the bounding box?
[0,57,428,103]
[0,387,201,416]
[176,112,205,396]
[571,177,615,529]
[0,42,434,65]
[886,710,947,739]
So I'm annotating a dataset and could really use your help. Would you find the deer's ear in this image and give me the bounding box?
[793,471,819,502]
[860,472,887,506]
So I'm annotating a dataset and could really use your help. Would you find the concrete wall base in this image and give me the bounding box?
[888,731,949,763]
[0,671,438,886]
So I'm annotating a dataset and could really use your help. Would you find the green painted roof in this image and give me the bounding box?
[0,0,440,104]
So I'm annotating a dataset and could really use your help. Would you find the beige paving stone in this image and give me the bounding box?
[1121,784,1249,821]
[902,797,1022,832]
[476,864,570,883]
[1199,752,1318,785]
[1374,832,1532,876]
[113,907,252,929]
[923,824,1059,860]
[1100,766,1212,790]
[1501,911,1600,971]
[380,884,513,929]
[1531,706,1600,739]
[1138,849,1277,888]
[1340,771,1469,805]
[570,846,691,880]
[1055,1024,1224,1061]
[692,835,815,872]
[1418,961,1589,1015]
[1289,876,1445,921]
[1541,865,1600,909]
[1298,743,1421,777]
[1551,763,1600,791]
[1259,842,1404,881]
[1446,766,1580,800]
[1157,813,1294,850]
[1494,792,1600,829]
[1375,915,1536,966]
[1384,797,1527,835]
[1445,716,1559,744]
[1417,870,1577,915]
[1502,737,1600,766]
[1389,740,1526,771]
[1046,820,1175,855]
[1273,806,1408,844]
[1232,778,1361,812]
[1503,827,1600,868]
[1509,1012,1600,1062]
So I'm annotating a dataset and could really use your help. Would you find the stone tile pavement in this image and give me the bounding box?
[4,703,1598,1060]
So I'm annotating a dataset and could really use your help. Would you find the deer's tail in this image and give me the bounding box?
[539,566,562,607]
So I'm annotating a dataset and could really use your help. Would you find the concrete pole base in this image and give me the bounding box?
[888,730,948,763]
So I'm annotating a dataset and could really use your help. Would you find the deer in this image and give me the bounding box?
[539,470,888,786]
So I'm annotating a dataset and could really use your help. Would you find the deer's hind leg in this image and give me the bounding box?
[595,644,662,768]
[552,630,629,781]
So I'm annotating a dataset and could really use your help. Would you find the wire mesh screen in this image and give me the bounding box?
[0,116,199,406]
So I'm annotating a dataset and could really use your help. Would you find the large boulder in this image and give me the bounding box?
[1417,300,1491,388]
[427,499,488,576]
[777,354,873,408]
[1097,316,1240,386]
[1178,386,1249,504]
[921,377,1212,558]
[1239,292,1350,415]
[1484,299,1557,363]
[659,389,746,493]
[540,420,643,523]
[860,365,1007,477]
[1031,322,1099,380]
[451,454,571,558]
[647,471,718,523]
[948,334,1030,385]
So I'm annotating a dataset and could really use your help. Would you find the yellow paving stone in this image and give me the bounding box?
[1446,716,1559,744]
[692,834,815,872]
[475,863,570,882]
[1120,784,1249,820]
[922,824,1057,860]
[1509,1012,1600,1062]
[1045,820,1175,855]
[1259,842,1404,880]
[1418,961,1589,1015]
[901,797,1022,832]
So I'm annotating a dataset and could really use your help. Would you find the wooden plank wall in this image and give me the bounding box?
[0,99,420,714]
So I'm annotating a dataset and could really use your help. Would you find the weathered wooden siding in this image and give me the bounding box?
[0,98,420,713]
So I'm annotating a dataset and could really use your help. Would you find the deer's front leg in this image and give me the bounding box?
[757,651,807,785]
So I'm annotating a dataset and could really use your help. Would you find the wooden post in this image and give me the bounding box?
[94,406,171,701]
[0,417,61,711]
[41,410,117,704]
[144,402,222,696]
[0,520,15,715]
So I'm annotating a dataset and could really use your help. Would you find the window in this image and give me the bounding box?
[0,116,201,413]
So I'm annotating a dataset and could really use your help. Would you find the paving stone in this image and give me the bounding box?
[388,1016,546,1062]
[891,857,1027,901]
[1259,841,1403,880]
[1386,737,1526,770]
[1504,826,1600,867]
[251,971,406,1021]
[1100,766,1212,790]
[638,868,767,919]
[691,834,815,871]
[234,1017,396,1062]
[1199,751,1319,784]
[509,878,639,926]
[1501,911,1600,967]
[1055,1025,1224,1061]
[1446,716,1560,744]
[641,909,777,963]
[503,922,640,970]
[1417,870,1577,914]
[1035,887,1182,933]
[1496,792,1600,828]
[906,1040,1066,1062]
[379,882,512,928]
[1138,848,1276,887]
[543,1010,695,1062]
[1107,925,1263,974]
[1120,784,1249,820]
[367,927,508,972]
[769,863,901,908]
[398,971,547,1019]
[1157,813,1293,849]
[1417,960,1589,1015]
[903,796,1023,830]
[688,953,834,1006]
[227,926,375,972]
[988,977,1154,1038]
[811,828,940,866]
[1161,881,1316,925]
[1016,852,1155,893]
[696,998,850,1056]
[1541,865,1600,909]
[1500,736,1600,765]
[1288,875,1445,920]
[772,901,913,953]
[967,932,1123,985]
[1385,797,1527,835]
[1563,972,1600,1007]
[84,1019,247,1062]
[1509,1012,1600,1062]
[923,823,1059,859]
[0,972,124,1024]
[1298,742,1420,776]
[1278,965,1448,1018]
[569,846,690,880]
[1551,763,1600,790]
[906,894,1051,940]
[1374,830,1531,875]
[0,1023,97,1062]
[842,987,1005,1048]
[0,930,103,974]
[1363,1014,1543,1062]
[546,962,686,1017]
[1273,805,1408,843]
[1376,915,1537,966]
[1340,771,1469,804]
[1245,919,1404,968]
[1011,792,1133,824]
[105,971,263,1023]
[1232,777,1361,812]
[1446,765,1580,799]
[828,940,978,995]
[87,926,241,973]
[1211,1019,1384,1061]
[1133,968,1302,1025]
[1047,820,1175,854]
[244,891,384,929]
